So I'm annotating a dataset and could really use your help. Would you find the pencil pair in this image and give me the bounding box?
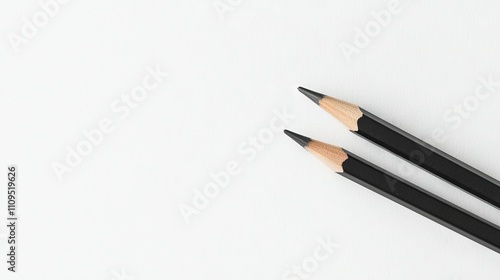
[286,87,500,254]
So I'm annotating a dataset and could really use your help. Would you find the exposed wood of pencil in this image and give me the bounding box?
[297,87,362,130]
[284,129,348,172]
[307,140,348,173]
[284,130,500,255]
[297,86,500,210]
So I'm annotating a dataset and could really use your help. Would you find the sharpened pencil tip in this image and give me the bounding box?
[297,87,325,105]
[284,130,311,148]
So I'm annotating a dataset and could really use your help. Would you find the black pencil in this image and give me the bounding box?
[297,87,500,209]
[284,129,500,254]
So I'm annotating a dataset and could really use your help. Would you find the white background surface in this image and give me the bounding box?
[1,0,500,279]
